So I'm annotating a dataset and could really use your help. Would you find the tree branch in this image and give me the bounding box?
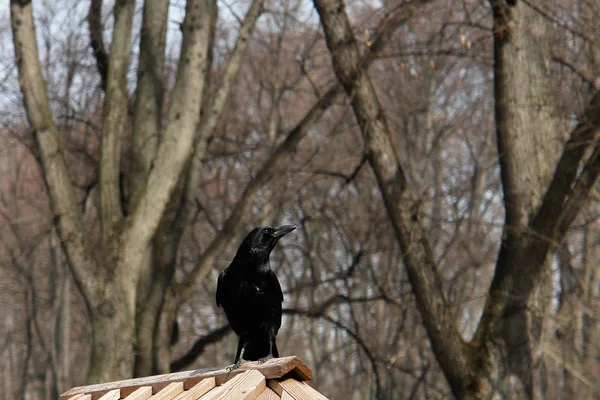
[10,0,99,300]
[120,0,216,284]
[170,324,232,372]
[283,304,384,398]
[99,0,135,239]
[130,0,170,207]
[312,0,477,397]
[532,90,600,241]
[174,0,266,300]
[88,0,109,91]
[176,0,420,303]
[195,0,264,146]
[551,56,598,90]
[177,84,346,302]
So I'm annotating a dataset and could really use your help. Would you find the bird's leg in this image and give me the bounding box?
[227,339,248,371]
[257,332,276,364]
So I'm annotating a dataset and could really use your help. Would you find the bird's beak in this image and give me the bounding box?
[272,225,297,238]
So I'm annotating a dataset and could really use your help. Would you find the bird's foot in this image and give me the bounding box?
[257,355,273,364]
[226,360,245,372]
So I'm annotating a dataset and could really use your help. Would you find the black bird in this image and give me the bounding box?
[216,225,296,369]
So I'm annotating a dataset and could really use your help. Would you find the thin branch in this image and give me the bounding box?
[282,308,383,398]
[177,0,421,303]
[170,325,232,372]
[551,56,598,90]
[531,90,600,244]
[313,0,476,397]
[194,0,265,145]
[88,0,109,91]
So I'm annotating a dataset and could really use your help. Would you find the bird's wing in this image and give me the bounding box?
[216,269,226,308]
[266,270,284,332]
[267,270,284,303]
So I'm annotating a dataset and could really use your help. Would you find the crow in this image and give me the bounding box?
[216,225,296,369]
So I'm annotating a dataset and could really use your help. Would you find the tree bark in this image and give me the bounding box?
[479,2,561,394]
[99,0,135,240]
[131,0,172,378]
[117,0,216,380]
[130,0,169,207]
[10,0,99,306]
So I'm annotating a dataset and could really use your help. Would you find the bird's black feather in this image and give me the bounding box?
[216,225,296,366]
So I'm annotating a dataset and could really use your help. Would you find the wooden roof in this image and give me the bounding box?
[59,357,328,400]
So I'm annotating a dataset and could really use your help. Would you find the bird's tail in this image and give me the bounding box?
[244,337,279,361]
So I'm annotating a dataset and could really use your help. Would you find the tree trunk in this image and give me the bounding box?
[481,1,567,395]
[51,232,71,395]
[130,0,173,378]
[313,0,600,398]
[87,283,136,383]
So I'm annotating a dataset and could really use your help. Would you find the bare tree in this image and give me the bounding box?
[2,0,599,398]
[313,0,599,398]
[11,0,217,382]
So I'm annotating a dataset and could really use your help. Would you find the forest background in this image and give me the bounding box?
[1,0,599,399]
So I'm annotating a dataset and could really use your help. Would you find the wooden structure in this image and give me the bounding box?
[59,357,328,400]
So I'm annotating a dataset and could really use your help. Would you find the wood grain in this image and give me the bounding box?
[255,387,280,400]
[148,382,184,399]
[97,390,120,400]
[268,378,329,400]
[123,387,152,400]
[60,357,313,400]
[202,370,265,400]
[60,357,311,400]
[173,378,215,400]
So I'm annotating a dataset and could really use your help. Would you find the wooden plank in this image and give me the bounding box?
[237,357,312,381]
[98,389,121,400]
[267,380,291,400]
[124,387,153,400]
[281,392,294,400]
[181,376,212,391]
[201,370,265,400]
[148,382,184,400]
[91,392,114,400]
[59,357,311,400]
[67,395,89,400]
[215,357,311,386]
[255,387,280,400]
[296,382,328,400]
[173,378,215,400]
[59,366,219,400]
[268,379,328,400]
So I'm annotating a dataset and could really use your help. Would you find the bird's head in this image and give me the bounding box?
[235,225,297,262]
